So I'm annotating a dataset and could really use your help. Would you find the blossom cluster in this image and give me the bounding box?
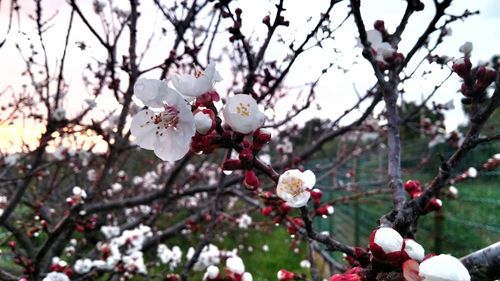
[130,63,265,162]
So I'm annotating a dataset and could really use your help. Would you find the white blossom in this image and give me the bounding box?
[237,214,252,229]
[194,111,214,134]
[187,244,221,271]
[357,29,395,63]
[43,272,70,281]
[122,251,147,273]
[223,94,265,134]
[403,239,425,261]
[300,260,311,268]
[276,169,316,208]
[466,167,477,178]
[459,41,473,57]
[74,258,93,274]
[242,272,253,281]
[130,82,195,162]
[372,227,404,254]
[101,225,121,239]
[203,265,220,280]
[226,256,245,275]
[419,254,470,281]
[171,62,222,98]
[134,78,170,108]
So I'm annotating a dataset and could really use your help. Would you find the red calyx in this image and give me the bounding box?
[315,204,334,216]
[222,159,242,171]
[239,148,254,165]
[452,58,472,78]
[310,189,323,205]
[253,129,271,150]
[261,206,273,216]
[404,180,422,198]
[475,66,497,91]
[278,269,296,281]
[244,170,259,190]
[374,20,385,33]
[369,229,404,267]
[424,198,442,213]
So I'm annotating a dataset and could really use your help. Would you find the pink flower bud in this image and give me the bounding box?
[277,269,295,281]
[239,148,254,164]
[194,109,215,135]
[261,206,273,216]
[316,205,334,216]
[369,227,404,266]
[404,180,422,198]
[244,170,259,190]
[452,58,472,78]
[374,20,385,33]
[476,66,497,87]
[402,239,425,262]
[310,188,323,205]
[262,15,271,26]
[424,198,442,212]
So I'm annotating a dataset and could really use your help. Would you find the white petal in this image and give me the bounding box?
[289,192,311,208]
[194,112,212,134]
[153,130,191,162]
[130,109,157,150]
[134,79,168,108]
[205,62,223,82]
[366,29,383,46]
[374,227,403,253]
[302,170,316,189]
[419,254,470,281]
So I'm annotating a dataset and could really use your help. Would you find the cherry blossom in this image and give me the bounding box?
[419,254,470,281]
[42,272,70,281]
[134,78,170,108]
[237,213,253,229]
[358,29,395,63]
[459,41,473,57]
[171,62,222,98]
[131,81,195,162]
[203,265,220,280]
[369,227,404,264]
[223,94,265,134]
[276,169,316,208]
[194,110,215,135]
[402,239,425,262]
[226,256,245,274]
[74,258,93,274]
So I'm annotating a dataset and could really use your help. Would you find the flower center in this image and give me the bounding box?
[148,105,180,136]
[282,177,305,197]
[236,102,251,117]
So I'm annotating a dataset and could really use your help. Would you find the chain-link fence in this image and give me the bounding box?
[312,138,500,270]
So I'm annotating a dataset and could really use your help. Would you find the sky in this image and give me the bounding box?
[0,0,499,152]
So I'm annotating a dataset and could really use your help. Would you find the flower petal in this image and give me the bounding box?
[287,192,311,208]
[130,109,157,150]
[134,79,168,108]
[302,170,316,189]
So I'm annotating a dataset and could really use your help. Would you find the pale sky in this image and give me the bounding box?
[0,0,499,152]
